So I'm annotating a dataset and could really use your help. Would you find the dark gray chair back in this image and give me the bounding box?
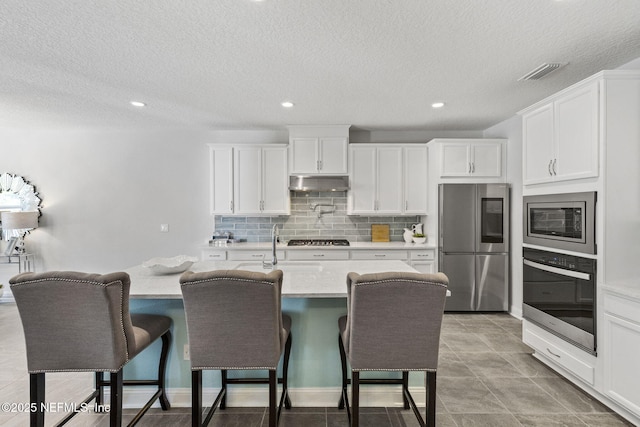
[180,269,288,370]
[342,271,448,371]
[10,271,136,373]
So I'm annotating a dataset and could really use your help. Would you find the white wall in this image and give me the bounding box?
[483,116,523,317]
[0,129,213,273]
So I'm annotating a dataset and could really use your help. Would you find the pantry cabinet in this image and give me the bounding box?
[521,80,599,185]
[348,144,427,215]
[209,144,289,215]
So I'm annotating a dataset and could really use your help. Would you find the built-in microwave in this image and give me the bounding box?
[523,192,596,255]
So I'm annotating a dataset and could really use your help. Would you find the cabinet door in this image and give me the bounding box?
[603,313,640,415]
[376,146,403,214]
[440,143,471,176]
[318,137,348,174]
[289,137,318,174]
[209,146,234,214]
[349,146,377,213]
[555,82,599,182]
[410,261,435,274]
[404,145,428,214]
[471,143,502,177]
[523,104,555,185]
[261,146,290,214]
[234,146,262,214]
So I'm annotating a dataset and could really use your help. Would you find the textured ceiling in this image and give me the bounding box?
[1,0,640,131]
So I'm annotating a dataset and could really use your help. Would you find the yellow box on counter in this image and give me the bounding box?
[371,224,390,242]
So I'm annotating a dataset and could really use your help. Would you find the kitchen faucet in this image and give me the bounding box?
[262,224,279,268]
[271,224,279,266]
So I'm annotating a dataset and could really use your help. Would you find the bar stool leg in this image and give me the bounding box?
[282,333,292,409]
[191,370,202,427]
[402,371,410,409]
[30,373,45,427]
[109,370,123,427]
[426,371,436,427]
[158,331,171,410]
[220,370,228,409]
[268,370,277,427]
[351,371,359,427]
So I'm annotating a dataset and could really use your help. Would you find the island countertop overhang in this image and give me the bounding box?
[126,259,424,299]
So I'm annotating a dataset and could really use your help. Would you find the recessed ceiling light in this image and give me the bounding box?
[431,102,445,108]
[281,101,294,108]
[130,101,146,107]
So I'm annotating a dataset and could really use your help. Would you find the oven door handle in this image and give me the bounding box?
[523,259,591,281]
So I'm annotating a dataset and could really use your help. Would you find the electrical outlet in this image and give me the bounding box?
[183,344,190,361]
[160,224,169,233]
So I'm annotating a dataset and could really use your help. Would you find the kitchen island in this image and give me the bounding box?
[124,259,444,408]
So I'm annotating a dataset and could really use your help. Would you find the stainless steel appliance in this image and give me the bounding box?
[438,184,510,311]
[523,191,596,254]
[523,247,596,354]
[287,239,350,246]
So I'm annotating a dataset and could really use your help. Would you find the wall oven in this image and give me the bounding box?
[523,247,596,354]
[523,191,596,255]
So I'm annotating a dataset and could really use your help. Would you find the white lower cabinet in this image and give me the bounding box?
[523,321,596,385]
[287,250,349,261]
[227,250,286,261]
[350,251,408,261]
[409,250,435,274]
[603,291,640,416]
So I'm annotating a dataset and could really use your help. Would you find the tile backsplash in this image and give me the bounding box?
[214,191,421,243]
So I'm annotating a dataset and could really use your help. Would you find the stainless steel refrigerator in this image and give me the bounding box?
[439,183,510,311]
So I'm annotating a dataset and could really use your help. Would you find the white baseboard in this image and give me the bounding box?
[116,386,426,409]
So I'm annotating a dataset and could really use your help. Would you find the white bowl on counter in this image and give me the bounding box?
[142,255,198,275]
[412,236,427,244]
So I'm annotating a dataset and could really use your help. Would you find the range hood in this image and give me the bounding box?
[289,175,350,192]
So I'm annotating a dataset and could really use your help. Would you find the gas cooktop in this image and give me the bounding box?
[287,239,350,247]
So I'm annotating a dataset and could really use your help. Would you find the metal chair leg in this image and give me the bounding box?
[282,333,292,409]
[402,371,410,409]
[268,370,277,427]
[29,373,45,427]
[426,371,436,427]
[351,371,359,427]
[192,370,202,427]
[109,370,123,427]
[220,370,228,409]
[158,331,171,410]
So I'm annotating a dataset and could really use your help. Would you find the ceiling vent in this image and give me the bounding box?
[518,63,566,81]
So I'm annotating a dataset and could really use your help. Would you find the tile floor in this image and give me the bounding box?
[0,304,633,426]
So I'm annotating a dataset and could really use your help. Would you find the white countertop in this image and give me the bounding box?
[126,259,422,299]
[203,242,436,251]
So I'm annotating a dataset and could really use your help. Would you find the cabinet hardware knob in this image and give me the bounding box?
[548,160,553,176]
[552,158,557,175]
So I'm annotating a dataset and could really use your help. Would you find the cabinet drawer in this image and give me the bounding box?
[603,292,640,324]
[201,250,227,261]
[287,250,349,261]
[523,324,595,385]
[350,251,408,260]
[410,251,435,261]
[227,251,285,261]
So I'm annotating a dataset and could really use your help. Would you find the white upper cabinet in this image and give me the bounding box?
[403,145,428,214]
[209,144,289,215]
[288,125,350,175]
[348,144,427,215]
[521,80,599,185]
[433,139,505,179]
[209,146,234,214]
[289,137,348,175]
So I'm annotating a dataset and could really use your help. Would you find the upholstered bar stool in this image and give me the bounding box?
[10,271,172,427]
[180,269,292,427]
[337,271,448,427]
